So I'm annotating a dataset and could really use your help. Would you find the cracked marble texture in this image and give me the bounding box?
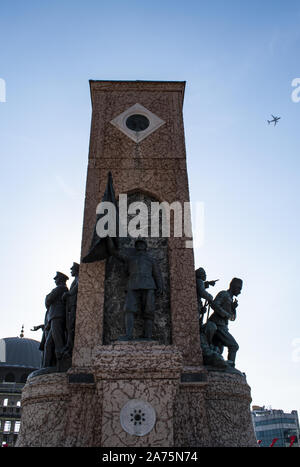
[204,371,257,447]
[93,342,182,447]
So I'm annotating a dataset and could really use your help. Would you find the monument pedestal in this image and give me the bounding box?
[15,373,70,447]
[174,370,211,447]
[174,369,256,447]
[92,342,183,447]
[17,342,185,447]
[204,371,257,447]
[16,361,256,447]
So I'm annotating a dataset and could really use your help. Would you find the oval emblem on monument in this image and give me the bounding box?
[120,399,156,436]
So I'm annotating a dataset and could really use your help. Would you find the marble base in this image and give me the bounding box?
[15,373,70,447]
[204,371,257,447]
[174,369,256,447]
[16,347,256,447]
[92,342,183,447]
[16,343,183,447]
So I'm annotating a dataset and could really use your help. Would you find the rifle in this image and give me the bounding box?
[199,300,210,328]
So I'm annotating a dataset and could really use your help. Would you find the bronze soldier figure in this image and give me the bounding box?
[107,237,163,340]
[195,267,218,326]
[62,262,79,357]
[205,277,242,367]
[31,310,51,368]
[43,272,69,367]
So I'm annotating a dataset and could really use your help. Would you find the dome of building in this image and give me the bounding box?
[0,337,41,368]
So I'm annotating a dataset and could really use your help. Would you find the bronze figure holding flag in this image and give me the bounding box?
[82,171,164,341]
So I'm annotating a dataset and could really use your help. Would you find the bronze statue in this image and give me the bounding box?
[43,272,69,367]
[82,171,119,263]
[81,172,164,341]
[31,311,50,368]
[107,237,163,340]
[195,267,218,326]
[203,277,242,368]
[62,262,79,357]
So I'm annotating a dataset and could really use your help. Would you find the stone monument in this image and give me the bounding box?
[16,81,256,447]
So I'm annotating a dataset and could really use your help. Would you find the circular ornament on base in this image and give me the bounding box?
[120,399,156,436]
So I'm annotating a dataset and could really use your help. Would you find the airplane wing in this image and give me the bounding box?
[271,114,276,119]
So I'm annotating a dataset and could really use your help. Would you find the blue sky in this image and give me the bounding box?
[1,0,300,418]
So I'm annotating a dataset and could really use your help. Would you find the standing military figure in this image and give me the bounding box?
[63,262,79,357]
[205,277,242,367]
[107,237,163,340]
[195,267,218,326]
[31,310,51,367]
[43,272,69,367]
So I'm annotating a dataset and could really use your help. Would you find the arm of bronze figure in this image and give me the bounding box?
[30,324,44,331]
[46,286,68,307]
[207,279,219,287]
[45,291,55,308]
[107,236,126,263]
[198,280,213,303]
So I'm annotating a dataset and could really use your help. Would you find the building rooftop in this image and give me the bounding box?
[0,337,41,369]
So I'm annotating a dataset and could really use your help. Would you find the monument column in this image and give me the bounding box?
[72,81,202,371]
[64,81,208,447]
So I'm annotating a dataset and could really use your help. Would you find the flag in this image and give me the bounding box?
[289,435,296,447]
[269,438,278,447]
[82,171,119,263]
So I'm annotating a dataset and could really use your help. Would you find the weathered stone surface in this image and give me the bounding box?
[173,370,257,447]
[204,371,257,447]
[63,378,102,447]
[16,365,256,447]
[99,379,177,447]
[93,342,183,447]
[93,342,183,379]
[15,373,69,447]
[16,371,102,447]
[72,262,105,367]
[174,382,211,447]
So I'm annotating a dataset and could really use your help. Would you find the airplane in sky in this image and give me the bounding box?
[267,115,281,126]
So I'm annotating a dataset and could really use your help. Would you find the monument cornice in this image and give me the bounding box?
[89,80,186,108]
